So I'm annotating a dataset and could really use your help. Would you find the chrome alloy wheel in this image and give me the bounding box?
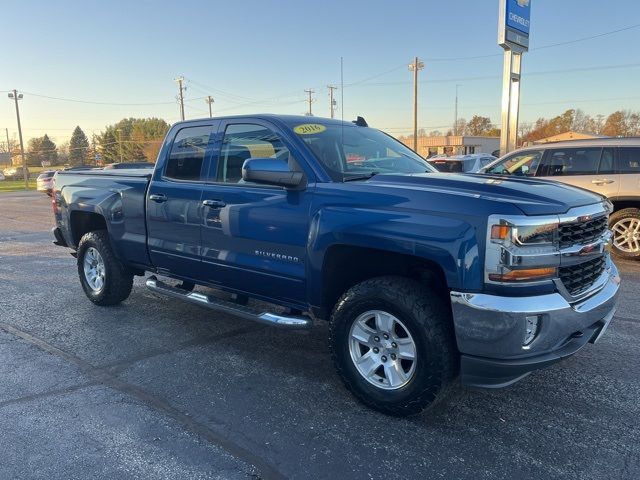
[83,247,106,292]
[612,218,640,253]
[348,310,417,390]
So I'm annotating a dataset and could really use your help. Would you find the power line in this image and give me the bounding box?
[18,91,200,106]
[348,62,640,87]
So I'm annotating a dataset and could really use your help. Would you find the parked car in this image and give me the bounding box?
[103,162,155,170]
[36,170,56,195]
[63,165,96,172]
[51,115,619,416]
[481,138,640,259]
[428,154,497,173]
[2,166,29,180]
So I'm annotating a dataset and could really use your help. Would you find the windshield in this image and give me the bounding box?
[292,123,435,181]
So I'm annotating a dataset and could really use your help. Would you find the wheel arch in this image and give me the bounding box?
[70,210,108,247]
[609,197,640,213]
[314,244,451,320]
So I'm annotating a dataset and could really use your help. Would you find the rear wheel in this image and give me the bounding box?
[610,208,640,259]
[77,230,133,305]
[329,276,457,416]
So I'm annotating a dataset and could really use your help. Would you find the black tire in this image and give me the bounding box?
[609,208,640,260]
[77,230,133,306]
[329,276,457,416]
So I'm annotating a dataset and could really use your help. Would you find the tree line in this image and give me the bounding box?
[2,118,170,167]
[397,109,640,149]
[520,109,640,144]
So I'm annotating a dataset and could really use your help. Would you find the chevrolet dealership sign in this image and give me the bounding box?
[499,0,532,50]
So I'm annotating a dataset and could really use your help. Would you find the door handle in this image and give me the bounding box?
[149,193,168,203]
[202,199,226,208]
[592,179,614,185]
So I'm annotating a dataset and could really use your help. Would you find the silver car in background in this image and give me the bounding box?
[36,170,56,195]
[481,138,640,259]
[428,154,497,173]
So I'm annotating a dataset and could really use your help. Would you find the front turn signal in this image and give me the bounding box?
[491,224,511,242]
[489,267,557,282]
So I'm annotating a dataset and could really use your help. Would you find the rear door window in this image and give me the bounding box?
[598,148,615,174]
[618,147,640,173]
[164,126,213,181]
[537,147,602,177]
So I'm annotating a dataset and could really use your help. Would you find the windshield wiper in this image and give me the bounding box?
[343,171,379,182]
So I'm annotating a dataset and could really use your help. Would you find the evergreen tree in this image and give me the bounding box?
[26,134,57,166]
[69,126,90,166]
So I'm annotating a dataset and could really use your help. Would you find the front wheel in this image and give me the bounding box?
[610,208,640,259]
[77,230,133,306]
[329,276,457,416]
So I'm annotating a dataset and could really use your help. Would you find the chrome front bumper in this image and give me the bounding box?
[450,257,620,388]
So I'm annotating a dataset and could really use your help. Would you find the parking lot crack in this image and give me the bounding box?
[0,321,286,480]
[0,382,98,409]
[100,324,264,373]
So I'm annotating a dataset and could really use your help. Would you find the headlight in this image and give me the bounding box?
[490,222,558,246]
[486,214,560,284]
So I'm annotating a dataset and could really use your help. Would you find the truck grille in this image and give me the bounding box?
[559,215,608,248]
[559,256,606,296]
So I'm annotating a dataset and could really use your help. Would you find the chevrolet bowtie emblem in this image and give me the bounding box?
[516,0,530,6]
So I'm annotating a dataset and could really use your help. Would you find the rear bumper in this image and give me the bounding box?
[451,258,620,388]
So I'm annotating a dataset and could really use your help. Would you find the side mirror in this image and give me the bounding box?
[241,158,304,189]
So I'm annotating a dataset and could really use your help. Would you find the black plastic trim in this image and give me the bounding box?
[460,322,602,388]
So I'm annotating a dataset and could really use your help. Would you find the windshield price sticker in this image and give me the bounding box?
[294,124,326,135]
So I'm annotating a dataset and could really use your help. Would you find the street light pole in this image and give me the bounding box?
[408,57,424,152]
[8,90,27,189]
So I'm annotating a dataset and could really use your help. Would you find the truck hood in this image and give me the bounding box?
[368,173,604,216]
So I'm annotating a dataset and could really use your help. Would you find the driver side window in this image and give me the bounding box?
[487,150,542,176]
[217,124,290,183]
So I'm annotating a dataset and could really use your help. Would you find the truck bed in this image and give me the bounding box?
[54,169,153,268]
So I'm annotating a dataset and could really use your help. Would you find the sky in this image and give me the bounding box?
[1,0,640,146]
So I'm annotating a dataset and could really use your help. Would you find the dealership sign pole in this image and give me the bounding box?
[498,0,531,155]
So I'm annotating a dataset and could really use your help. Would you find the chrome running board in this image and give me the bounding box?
[145,276,312,329]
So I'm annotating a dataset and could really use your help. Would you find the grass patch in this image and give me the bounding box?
[0,179,38,192]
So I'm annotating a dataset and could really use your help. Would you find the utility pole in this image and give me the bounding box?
[8,90,27,188]
[454,84,461,136]
[205,96,214,117]
[327,85,338,119]
[408,57,424,151]
[304,89,314,116]
[175,76,185,121]
[4,128,10,161]
[116,128,123,163]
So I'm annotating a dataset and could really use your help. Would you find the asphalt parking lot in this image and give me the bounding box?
[0,191,638,480]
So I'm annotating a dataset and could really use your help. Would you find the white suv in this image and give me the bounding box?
[482,138,640,259]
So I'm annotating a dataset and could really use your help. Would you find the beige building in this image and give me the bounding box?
[532,131,605,144]
[401,135,500,158]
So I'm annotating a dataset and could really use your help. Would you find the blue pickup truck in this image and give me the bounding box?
[52,114,620,416]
